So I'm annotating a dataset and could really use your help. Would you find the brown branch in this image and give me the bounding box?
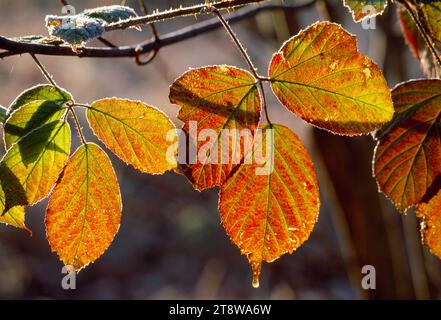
[0,1,316,59]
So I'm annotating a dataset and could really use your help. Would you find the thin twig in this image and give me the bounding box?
[69,107,86,145]
[211,7,271,124]
[0,2,316,59]
[135,0,160,66]
[29,53,58,87]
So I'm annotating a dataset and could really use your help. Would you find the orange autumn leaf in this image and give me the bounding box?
[374,79,441,213]
[46,143,122,271]
[343,0,388,22]
[417,190,441,259]
[169,65,261,191]
[219,124,319,287]
[87,98,177,174]
[269,22,393,135]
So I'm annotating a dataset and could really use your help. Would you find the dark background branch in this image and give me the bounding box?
[0,1,316,59]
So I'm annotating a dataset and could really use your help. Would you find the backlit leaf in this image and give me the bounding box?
[4,100,67,149]
[374,79,441,213]
[343,0,388,22]
[0,120,71,211]
[219,124,319,287]
[398,5,421,60]
[419,1,441,43]
[169,65,261,191]
[87,98,177,174]
[8,84,71,117]
[269,22,393,135]
[46,143,122,271]
[417,189,441,259]
[0,206,31,234]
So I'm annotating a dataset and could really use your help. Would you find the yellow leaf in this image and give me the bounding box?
[87,98,177,174]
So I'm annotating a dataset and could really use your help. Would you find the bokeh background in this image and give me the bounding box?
[0,0,440,299]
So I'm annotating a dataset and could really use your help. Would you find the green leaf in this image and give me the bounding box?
[83,5,138,24]
[0,205,31,234]
[343,0,388,22]
[4,100,68,149]
[8,84,71,117]
[0,120,71,211]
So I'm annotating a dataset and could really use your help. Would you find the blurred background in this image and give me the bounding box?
[0,0,440,299]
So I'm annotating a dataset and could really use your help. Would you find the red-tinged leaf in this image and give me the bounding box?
[169,65,261,191]
[269,22,393,135]
[398,5,421,60]
[374,79,441,213]
[87,98,177,174]
[46,143,122,271]
[219,124,319,287]
[0,120,71,211]
[417,189,441,259]
[343,0,388,22]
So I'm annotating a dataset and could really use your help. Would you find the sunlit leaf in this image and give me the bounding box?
[398,5,441,78]
[219,124,319,287]
[0,120,71,211]
[8,84,71,117]
[87,98,177,174]
[374,79,441,213]
[169,65,261,191]
[343,0,388,22]
[46,143,122,271]
[0,205,31,234]
[419,1,441,43]
[269,22,393,135]
[417,189,441,259]
[4,100,67,149]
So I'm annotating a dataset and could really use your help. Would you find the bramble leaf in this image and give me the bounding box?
[269,22,393,135]
[219,124,319,287]
[419,1,441,43]
[4,100,67,149]
[374,79,441,213]
[83,5,138,24]
[0,205,31,234]
[169,65,261,191]
[417,189,441,259]
[0,120,71,211]
[8,84,71,117]
[87,98,177,174]
[46,143,122,271]
[343,0,388,22]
